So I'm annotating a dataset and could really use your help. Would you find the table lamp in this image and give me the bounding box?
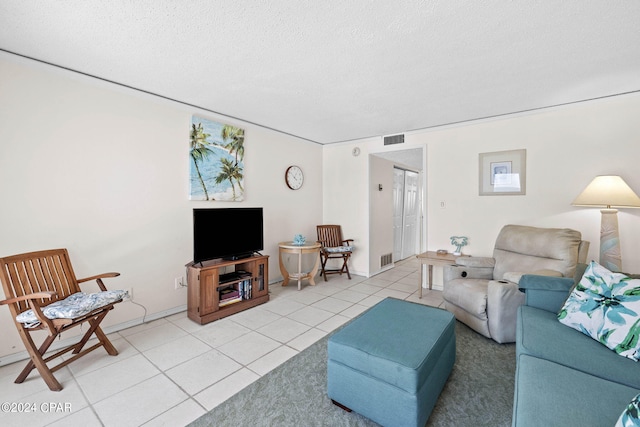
[572,175,640,272]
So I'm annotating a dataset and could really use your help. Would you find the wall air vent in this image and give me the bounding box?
[383,134,405,146]
[381,253,393,267]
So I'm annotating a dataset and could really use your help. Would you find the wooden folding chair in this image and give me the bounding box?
[316,225,354,281]
[0,249,125,391]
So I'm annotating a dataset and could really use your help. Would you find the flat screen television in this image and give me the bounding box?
[193,207,264,263]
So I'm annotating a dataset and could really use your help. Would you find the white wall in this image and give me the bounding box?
[0,53,323,362]
[368,155,394,274]
[322,139,373,276]
[323,93,640,285]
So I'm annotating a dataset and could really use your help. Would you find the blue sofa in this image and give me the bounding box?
[513,273,640,426]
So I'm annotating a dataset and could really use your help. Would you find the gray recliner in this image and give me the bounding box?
[442,224,589,343]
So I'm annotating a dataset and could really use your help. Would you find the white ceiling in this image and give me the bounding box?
[1,1,639,145]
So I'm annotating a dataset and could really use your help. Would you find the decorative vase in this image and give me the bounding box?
[293,234,306,246]
[450,235,468,256]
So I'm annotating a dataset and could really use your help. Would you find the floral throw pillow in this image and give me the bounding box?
[558,261,640,361]
[616,393,640,427]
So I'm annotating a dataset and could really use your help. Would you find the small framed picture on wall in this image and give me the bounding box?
[479,149,526,196]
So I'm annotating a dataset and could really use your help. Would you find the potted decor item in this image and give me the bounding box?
[293,234,306,246]
[450,236,468,255]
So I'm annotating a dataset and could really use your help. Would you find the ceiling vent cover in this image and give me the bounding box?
[383,134,405,145]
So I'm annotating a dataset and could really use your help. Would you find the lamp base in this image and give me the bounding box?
[600,208,621,272]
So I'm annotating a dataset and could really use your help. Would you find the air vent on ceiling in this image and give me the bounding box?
[380,253,393,268]
[383,134,405,146]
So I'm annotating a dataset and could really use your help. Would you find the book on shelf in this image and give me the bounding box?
[219,296,242,307]
[220,288,240,300]
[238,278,252,300]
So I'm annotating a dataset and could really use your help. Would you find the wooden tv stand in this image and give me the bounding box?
[186,254,269,325]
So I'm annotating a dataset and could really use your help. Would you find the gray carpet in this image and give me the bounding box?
[189,320,515,427]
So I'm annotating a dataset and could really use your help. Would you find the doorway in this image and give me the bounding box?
[369,147,425,274]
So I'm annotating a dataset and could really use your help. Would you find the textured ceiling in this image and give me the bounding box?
[1,1,639,144]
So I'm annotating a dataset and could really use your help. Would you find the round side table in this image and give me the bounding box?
[278,241,321,290]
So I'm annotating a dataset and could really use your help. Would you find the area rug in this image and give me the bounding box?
[189,320,515,427]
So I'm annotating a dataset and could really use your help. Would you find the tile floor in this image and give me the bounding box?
[0,257,444,427]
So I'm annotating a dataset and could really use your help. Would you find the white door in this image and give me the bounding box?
[392,168,405,262]
[393,168,420,261]
[401,170,419,259]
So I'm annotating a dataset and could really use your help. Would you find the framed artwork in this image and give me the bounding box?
[189,116,245,201]
[479,149,526,196]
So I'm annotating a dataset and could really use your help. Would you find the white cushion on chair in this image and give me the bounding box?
[16,290,128,328]
[325,246,354,253]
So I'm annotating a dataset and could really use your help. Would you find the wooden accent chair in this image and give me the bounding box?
[316,225,354,281]
[0,249,126,391]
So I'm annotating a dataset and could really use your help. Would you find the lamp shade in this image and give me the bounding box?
[572,175,640,208]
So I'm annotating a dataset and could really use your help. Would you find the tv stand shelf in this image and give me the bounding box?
[187,255,269,325]
[218,271,250,285]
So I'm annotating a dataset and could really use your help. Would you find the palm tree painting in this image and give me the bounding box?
[190,116,245,201]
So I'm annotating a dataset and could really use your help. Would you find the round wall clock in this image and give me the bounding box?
[285,165,304,190]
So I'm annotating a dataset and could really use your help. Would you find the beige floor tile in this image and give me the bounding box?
[66,336,140,377]
[123,322,188,352]
[323,275,364,286]
[0,381,89,427]
[143,334,212,371]
[287,328,328,351]
[256,317,311,344]
[339,303,370,318]
[331,289,369,303]
[0,364,71,401]
[48,406,102,427]
[192,317,251,348]
[216,331,281,366]
[316,314,351,332]
[165,350,241,395]
[375,269,411,281]
[141,398,206,427]
[283,290,328,305]
[388,281,419,293]
[76,353,160,403]
[226,306,281,330]
[310,296,354,314]
[93,374,187,427]
[347,282,386,294]
[287,305,335,327]
[268,283,300,299]
[165,311,206,333]
[0,356,32,378]
[194,368,261,411]
[422,289,444,300]
[247,345,298,376]
[261,298,307,316]
[406,290,445,308]
[358,294,386,307]
[374,288,411,300]
[395,263,418,271]
[361,277,393,288]
[301,286,334,297]
[117,317,171,337]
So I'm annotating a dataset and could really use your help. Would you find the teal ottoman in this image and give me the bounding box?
[327,298,455,427]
